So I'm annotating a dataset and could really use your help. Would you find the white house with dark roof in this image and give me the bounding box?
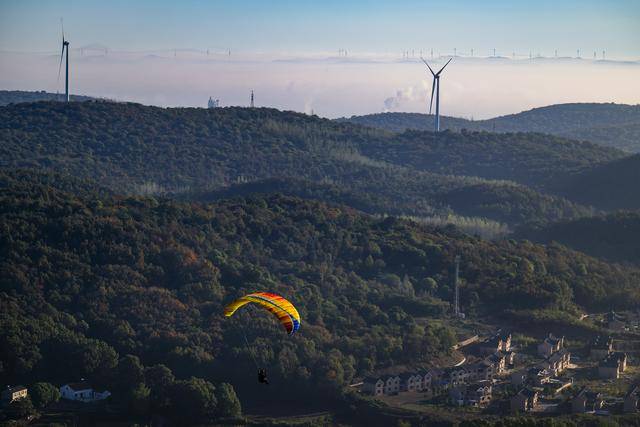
[60,381,111,403]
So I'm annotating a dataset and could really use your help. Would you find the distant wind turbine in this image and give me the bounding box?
[57,19,70,102]
[421,57,452,132]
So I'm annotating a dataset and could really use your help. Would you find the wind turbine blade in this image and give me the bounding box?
[57,44,64,83]
[436,58,453,76]
[429,78,436,114]
[420,57,436,76]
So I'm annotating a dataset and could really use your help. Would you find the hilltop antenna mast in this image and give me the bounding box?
[454,255,461,317]
[250,90,254,108]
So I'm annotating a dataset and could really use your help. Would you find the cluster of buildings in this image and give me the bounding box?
[361,329,639,416]
[1,381,111,408]
[591,335,629,380]
[362,332,515,408]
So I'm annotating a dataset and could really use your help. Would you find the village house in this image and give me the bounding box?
[532,368,552,386]
[446,359,499,386]
[598,352,628,379]
[499,350,517,367]
[462,362,491,382]
[590,336,613,360]
[399,373,423,392]
[423,368,445,394]
[362,377,385,396]
[449,382,492,407]
[537,333,564,358]
[510,388,539,413]
[59,381,111,403]
[1,386,28,404]
[613,352,628,372]
[541,348,571,376]
[383,375,401,395]
[479,332,512,355]
[571,387,604,413]
[485,353,507,374]
[511,367,551,387]
[624,386,639,413]
[446,366,472,386]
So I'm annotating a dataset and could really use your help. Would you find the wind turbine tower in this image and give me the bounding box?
[453,255,461,317]
[57,20,70,102]
[420,57,452,132]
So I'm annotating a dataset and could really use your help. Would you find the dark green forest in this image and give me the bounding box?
[341,103,640,152]
[1,169,640,423]
[524,211,640,265]
[555,154,640,211]
[0,102,617,230]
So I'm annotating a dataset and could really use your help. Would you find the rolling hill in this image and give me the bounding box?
[340,103,640,152]
[555,154,640,211]
[523,211,640,265]
[0,101,613,229]
[0,90,103,106]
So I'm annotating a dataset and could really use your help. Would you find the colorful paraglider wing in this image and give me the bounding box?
[224,292,301,335]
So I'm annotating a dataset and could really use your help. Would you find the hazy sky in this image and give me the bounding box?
[0,1,639,118]
[1,0,639,57]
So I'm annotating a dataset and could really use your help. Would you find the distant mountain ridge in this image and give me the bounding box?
[339,103,640,152]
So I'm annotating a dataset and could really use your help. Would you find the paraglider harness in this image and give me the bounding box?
[238,321,270,385]
[258,368,269,385]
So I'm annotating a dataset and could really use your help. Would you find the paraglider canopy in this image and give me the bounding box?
[224,291,301,335]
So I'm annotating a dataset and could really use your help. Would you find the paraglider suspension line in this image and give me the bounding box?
[239,319,260,370]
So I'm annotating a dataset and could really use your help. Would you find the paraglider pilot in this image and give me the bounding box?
[258,368,269,385]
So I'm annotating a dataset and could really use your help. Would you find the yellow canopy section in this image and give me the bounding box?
[224,291,301,335]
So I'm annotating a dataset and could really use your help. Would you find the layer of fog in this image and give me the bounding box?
[0,51,638,119]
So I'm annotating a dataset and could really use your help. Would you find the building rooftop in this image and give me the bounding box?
[3,385,27,394]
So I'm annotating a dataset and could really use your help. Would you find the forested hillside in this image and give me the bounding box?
[555,154,640,211]
[0,102,611,229]
[525,211,640,265]
[2,170,639,421]
[341,103,640,152]
[357,129,621,189]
